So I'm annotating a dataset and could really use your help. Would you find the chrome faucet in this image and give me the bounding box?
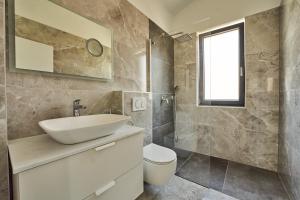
[73,99,86,117]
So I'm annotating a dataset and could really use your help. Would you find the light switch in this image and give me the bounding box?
[132,97,147,111]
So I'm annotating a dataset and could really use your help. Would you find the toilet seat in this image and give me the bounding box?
[143,143,176,165]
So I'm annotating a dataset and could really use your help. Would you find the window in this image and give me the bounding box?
[199,23,245,107]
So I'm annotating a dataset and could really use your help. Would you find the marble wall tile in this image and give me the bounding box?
[174,33,197,67]
[209,126,241,162]
[0,0,9,199]
[195,125,212,155]
[175,132,199,153]
[238,129,278,171]
[152,122,174,148]
[279,0,300,198]
[175,105,205,138]
[152,93,174,128]
[7,86,116,139]
[6,0,150,140]
[0,134,9,200]
[52,0,148,50]
[122,91,152,146]
[110,91,123,114]
[245,8,280,54]
[149,21,174,65]
[150,21,174,94]
[151,59,174,94]
[149,21,175,147]
[245,52,279,94]
[174,8,280,171]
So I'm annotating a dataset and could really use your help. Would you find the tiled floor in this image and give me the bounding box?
[222,162,289,200]
[176,151,210,187]
[137,176,238,200]
[174,149,290,200]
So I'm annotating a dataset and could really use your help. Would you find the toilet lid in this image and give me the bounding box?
[143,143,177,164]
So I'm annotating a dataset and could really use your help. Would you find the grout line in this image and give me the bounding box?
[278,173,294,200]
[177,176,209,189]
[176,152,194,172]
[222,161,230,193]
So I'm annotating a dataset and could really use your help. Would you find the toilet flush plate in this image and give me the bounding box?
[132,97,147,111]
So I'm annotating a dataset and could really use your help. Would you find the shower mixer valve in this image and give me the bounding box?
[161,96,170,104]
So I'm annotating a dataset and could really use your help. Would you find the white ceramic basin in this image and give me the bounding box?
[39,114,131,144]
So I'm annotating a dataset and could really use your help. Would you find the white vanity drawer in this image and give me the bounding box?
[83,163,143,200]
[13,133,143,200]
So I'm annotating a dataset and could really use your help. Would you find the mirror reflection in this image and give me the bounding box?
[12,0,112,79]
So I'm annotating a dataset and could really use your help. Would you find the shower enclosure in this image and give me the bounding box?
[148,20,214,190]
[146,6,289,199]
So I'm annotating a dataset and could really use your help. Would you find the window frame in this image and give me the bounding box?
[198,22,245,107]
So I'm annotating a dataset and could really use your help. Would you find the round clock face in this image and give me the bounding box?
[86,38,104,57]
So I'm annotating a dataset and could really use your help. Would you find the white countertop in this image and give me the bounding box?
[8,125,144,174]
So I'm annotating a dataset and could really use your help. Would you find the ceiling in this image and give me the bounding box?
[127,0,281,36]
[159,0,194,14]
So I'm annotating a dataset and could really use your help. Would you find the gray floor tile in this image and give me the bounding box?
[209,157,228,191]
[175,153,229,191]
[137,175,239,200]
[203,189,239,200]
[155,151,288,200]
[175,153,210,187]
[137,176,207,200]
[222,162,290,200]
[173,148,193,171]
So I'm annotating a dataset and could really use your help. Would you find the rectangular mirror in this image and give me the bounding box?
[7,0,113,80]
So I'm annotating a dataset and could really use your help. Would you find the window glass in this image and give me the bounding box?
[203,29,240,100]
[199,23,245,107]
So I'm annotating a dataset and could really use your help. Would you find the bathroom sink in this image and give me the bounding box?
[39,114,131,144]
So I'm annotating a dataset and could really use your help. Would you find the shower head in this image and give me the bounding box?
[160,32,183,38]
[175,34,193,43]
[169,32,183,37]
[151,32,192,46]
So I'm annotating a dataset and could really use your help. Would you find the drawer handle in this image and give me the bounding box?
[95,181,116,196]
[95,142,116,152]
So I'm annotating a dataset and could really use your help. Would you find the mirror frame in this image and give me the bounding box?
[6,0,114,81]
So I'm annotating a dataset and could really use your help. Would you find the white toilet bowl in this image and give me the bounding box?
[143,143,177,185]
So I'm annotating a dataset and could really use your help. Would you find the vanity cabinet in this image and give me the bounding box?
[9,126,144,200]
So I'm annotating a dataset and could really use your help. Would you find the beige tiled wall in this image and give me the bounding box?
[149,21,175,148]
[0,0,9,199]
[123,91,153,146]
[279,0,300,199]
[110,91,152,145]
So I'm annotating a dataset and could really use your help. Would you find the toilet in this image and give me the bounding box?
[143,143,177,185]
